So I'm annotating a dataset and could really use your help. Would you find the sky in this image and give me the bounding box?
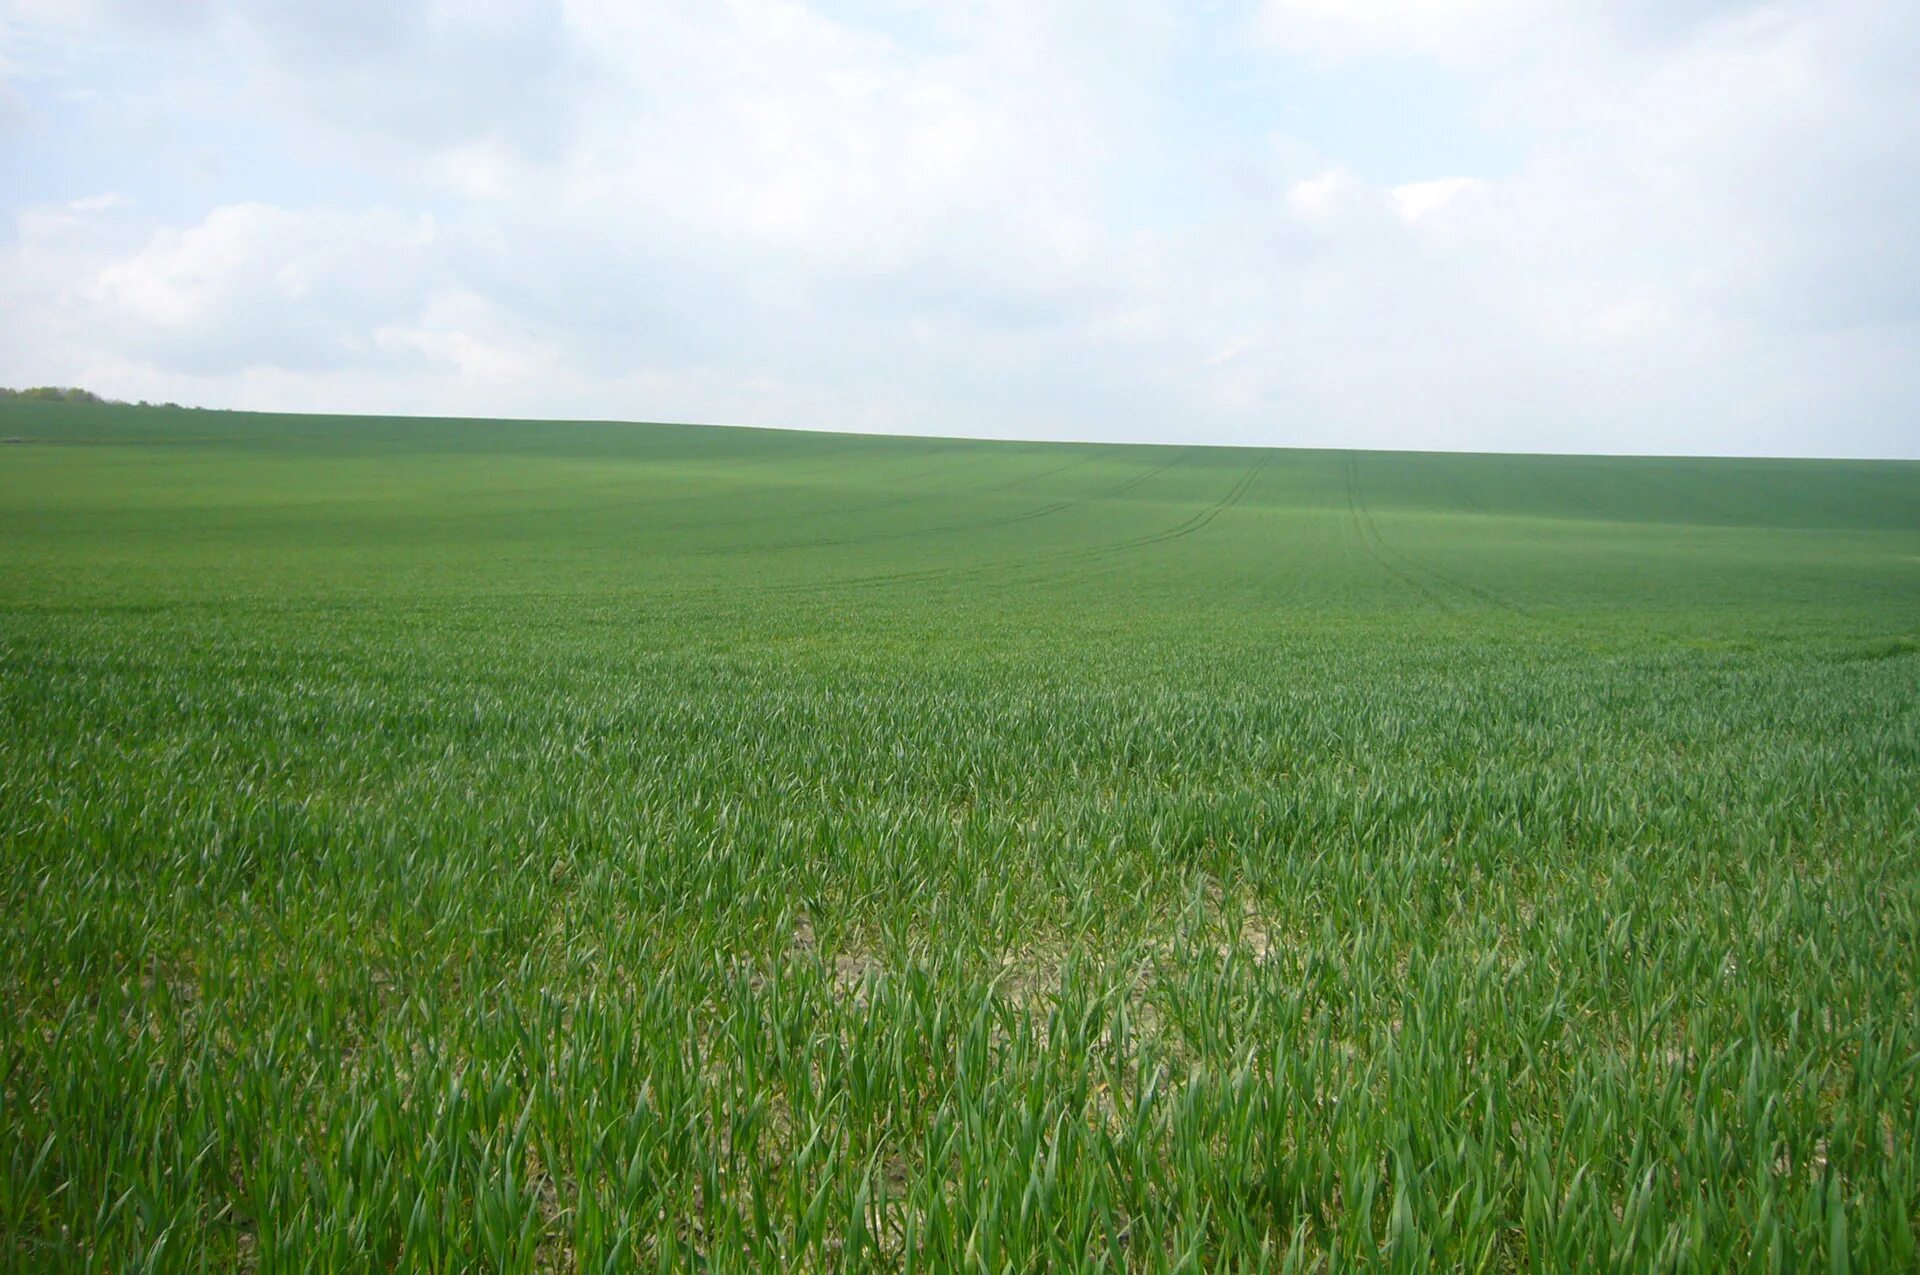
[1,0,1917,458]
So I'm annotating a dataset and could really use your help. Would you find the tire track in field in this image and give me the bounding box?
[637,441,991,537]
[697,446,1216,600]
[971,452,1273,595]
[694,447,1196,567]
[1041,452,1268,567]
[1343,453,1460,613]
[1430,452,1612,530]
[1428,451,1619,579]
[1346,454,1547,619]
[850,446,1241,585]
[666,446,1118,554]
[1348,454,1533,615]
[1515,459,1612,524]
[1426,454,1575,547]
[637,439,1115,541]
[810,450,1259,594]
[462,437,979,530]
[1419,454,1663,626]
[706,447,1126,555]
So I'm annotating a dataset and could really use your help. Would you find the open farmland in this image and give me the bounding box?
[2,401,1918,1271]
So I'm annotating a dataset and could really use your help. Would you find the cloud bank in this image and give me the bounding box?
[2,0,1916,456]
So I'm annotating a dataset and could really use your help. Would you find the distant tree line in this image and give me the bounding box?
[0,386,190,409]
[0,386,108,404]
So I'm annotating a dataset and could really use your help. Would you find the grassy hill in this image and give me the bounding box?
[3,400,1918,1269]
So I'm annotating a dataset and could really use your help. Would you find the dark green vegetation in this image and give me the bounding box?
[3,400,1918,1272]
[0,387,110,406]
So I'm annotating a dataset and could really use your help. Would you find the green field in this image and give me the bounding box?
[2,400,1917,1271]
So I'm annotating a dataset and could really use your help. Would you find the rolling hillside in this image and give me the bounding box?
[3,402,1918,1270]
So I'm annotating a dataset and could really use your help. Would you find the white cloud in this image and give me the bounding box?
[1286,169,1362,222]
[1252,0,1538,64]
[1390,177,1482,224]
[83,203,445,372]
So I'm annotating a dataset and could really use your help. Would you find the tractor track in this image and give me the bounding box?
[1345,453,1552,620]
[692,447,1230,601]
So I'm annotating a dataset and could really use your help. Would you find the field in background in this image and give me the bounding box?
[2,401,1917,1270]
